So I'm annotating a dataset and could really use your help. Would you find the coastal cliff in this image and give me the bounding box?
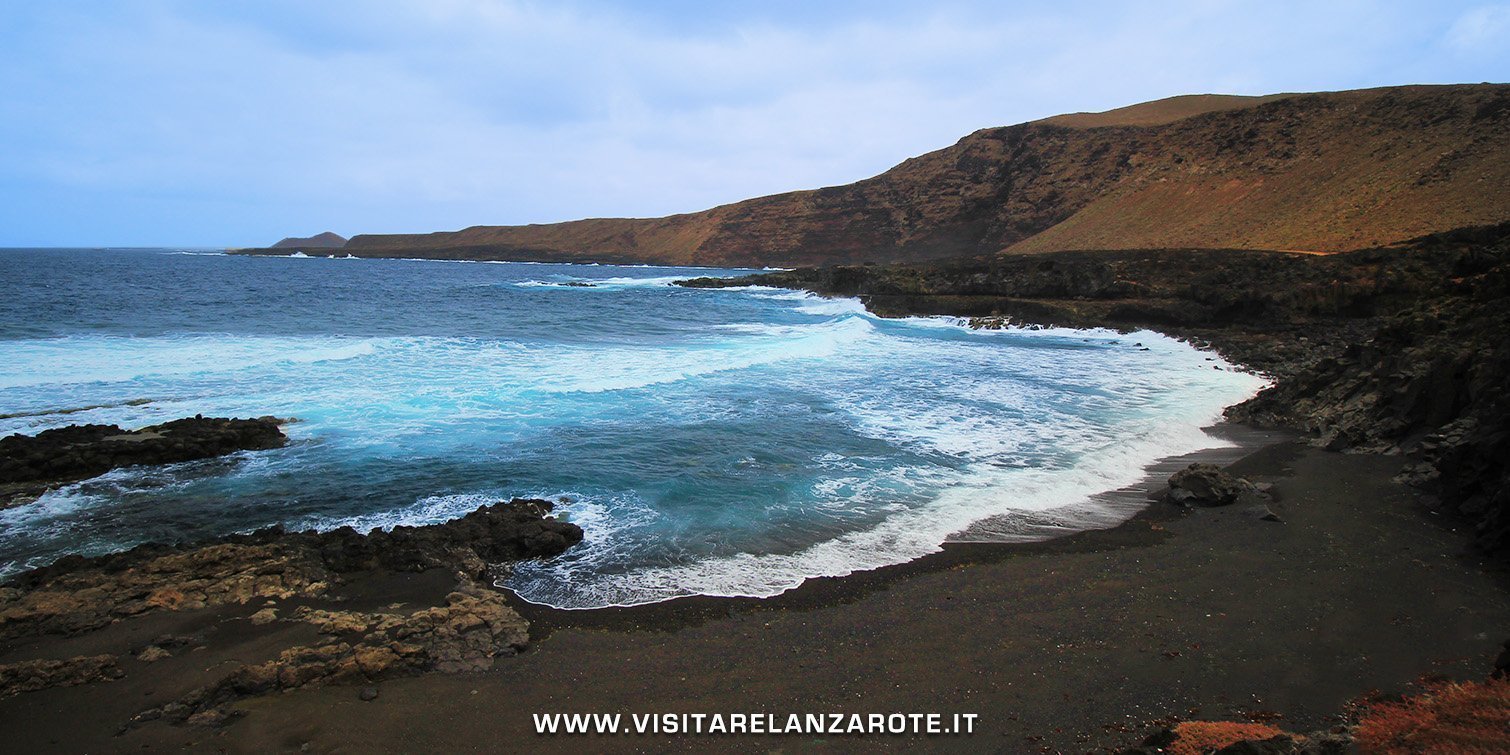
[236,84,1510,268]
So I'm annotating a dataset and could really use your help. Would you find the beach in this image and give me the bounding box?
[4,435,1507,751]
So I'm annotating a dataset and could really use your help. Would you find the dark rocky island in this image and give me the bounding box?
[1,416,289,508]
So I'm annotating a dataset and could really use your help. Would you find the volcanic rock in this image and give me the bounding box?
[1168,463,1250,506]
[0,654,123,698]
[0,416,288,506]
[0,499,581,642]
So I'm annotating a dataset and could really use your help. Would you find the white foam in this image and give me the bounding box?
[516,274,721,290]
[743,289,872,317]
[0,335,381,390]
[536,316,877,394]
[505,326,1267,609]
[507,396,1254,610]
[294,491,503,533]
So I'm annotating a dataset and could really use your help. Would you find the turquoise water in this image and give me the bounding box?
[0,248,1265,608]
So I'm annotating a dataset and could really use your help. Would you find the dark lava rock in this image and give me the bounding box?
[1214,736,1298,754]
[0,654,124,697]
[1168,463,1250,506]
[301,498,585,576]
[134,586,529,725]
[0,499,582,641]
[0,416,288,496]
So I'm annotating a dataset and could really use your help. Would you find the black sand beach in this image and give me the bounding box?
[5,436,1507,752]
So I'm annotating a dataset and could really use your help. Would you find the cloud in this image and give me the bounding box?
[1446,4,1510,56]
[0,0,1504,245]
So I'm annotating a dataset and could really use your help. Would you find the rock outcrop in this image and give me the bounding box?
[0,498,582,642]
[0,416,288,507]
[0,654,123,698]
[1167,463,1250,506]
[0,497,583,729]
[133,587,531,726]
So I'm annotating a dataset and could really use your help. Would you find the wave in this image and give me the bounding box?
[505,392,1255,609]
[515,274,727,290]
[0,334,381,390]
[0,397,154,420]
[536,316,877,394]
[503,326,1266,609]
[293,491,506,533]
[742,289,871,317]
[1,259,1270,609]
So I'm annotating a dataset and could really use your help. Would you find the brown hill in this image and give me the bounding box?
[1034,93,1292,128]
[271,231,346,250]
[330,84,1509,266]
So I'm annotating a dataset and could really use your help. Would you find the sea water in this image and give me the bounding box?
[0,248,1265,608]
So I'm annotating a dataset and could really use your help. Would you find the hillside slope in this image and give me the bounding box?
[326,84,1509,267]
[270,231,346,250]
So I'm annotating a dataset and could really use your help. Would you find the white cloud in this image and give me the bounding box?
[1446,4,1510,55]
[0,0,1503,245]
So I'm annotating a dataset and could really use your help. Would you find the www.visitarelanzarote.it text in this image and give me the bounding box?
[533,712,980,736]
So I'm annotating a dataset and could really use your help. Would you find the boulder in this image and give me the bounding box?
[1168,463,1250,506]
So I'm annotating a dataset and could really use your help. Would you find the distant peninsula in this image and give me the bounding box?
[269,231,346,250]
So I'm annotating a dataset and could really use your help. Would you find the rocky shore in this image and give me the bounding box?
[0,495,582,731]
[680,221,1510,557]
[0,415,289,508]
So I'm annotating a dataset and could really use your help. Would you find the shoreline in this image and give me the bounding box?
[503,420,1290,619]
[106,434,1509,753]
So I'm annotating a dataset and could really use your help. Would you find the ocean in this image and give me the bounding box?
[0,248,1265,608]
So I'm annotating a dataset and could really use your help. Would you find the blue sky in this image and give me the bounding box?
[1,1,1506,247]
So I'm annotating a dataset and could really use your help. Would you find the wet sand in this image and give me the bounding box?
[9,437,1506,752]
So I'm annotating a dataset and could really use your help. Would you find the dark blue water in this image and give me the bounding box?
[0,248,1263,608]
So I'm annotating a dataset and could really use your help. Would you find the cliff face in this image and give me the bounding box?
[334,84,1510,267]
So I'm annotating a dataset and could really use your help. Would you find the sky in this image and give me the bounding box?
[1,1,1506,247]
